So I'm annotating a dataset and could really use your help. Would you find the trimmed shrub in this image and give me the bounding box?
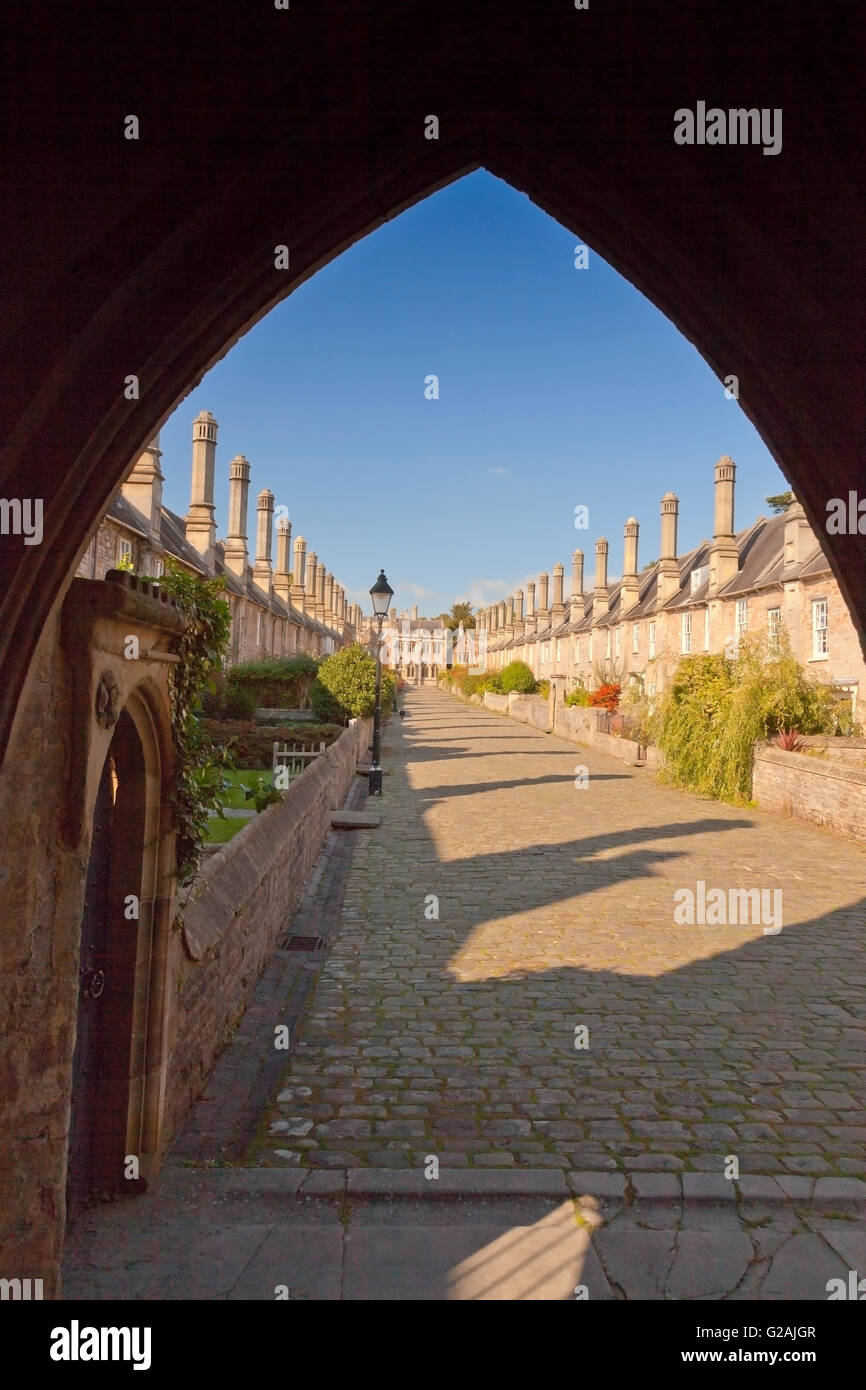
[500,660,536,694]
[565,685,590,707]
[313,643,378,721]
[535,679,550,700]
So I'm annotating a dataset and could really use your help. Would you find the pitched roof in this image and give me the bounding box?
[106,495,150,539]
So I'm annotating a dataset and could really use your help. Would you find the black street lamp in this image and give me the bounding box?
[368,569,393,795]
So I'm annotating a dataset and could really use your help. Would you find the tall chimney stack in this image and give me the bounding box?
[274,514,292,602]
[292,535,307,613]
[657,492,680,604]
[709,456,738,594]
[593,538,610,619]
[512,588,525,642]
[253,488,274,596]
[223,454,251,577]
[537,571,549,613]
[185,411,218,570]
[306,550,318,612]
[551,562,566,633]
[571,549,585,620]
[123,434,164,558]
[620,518,640,613]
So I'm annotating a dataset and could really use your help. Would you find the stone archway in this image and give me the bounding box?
[2,0,866,1296]
[2,4,865,763]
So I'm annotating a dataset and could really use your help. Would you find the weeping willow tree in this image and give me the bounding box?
[654,629,838,802]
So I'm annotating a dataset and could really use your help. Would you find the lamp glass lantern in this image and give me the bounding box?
[370,570,394,618]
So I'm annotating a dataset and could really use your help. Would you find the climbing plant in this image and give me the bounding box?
[155,560,233,883]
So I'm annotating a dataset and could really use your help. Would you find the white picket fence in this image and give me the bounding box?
[272,739,327,785]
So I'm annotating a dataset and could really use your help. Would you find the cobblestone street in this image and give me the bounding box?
[254,686,866,1180]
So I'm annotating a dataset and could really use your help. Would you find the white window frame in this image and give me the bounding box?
[614,627,621,658]
[117,536,133,565]
[556,639,562,664]
[703,606,710,650]
[648,621,656,659]
[812,599,828,658]
[736,598,748,641]
[589,632,594,662]
[681,611,692,654]
[632,623,639,654]
[767,606,781,652]
[605,629,612,659]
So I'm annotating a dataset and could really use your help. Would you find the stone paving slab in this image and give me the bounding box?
[61,1162,866,1300]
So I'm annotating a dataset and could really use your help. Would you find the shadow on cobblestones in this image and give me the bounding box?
[250,688,866,1184]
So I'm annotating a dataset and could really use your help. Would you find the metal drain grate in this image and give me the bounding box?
[285,934,324,952]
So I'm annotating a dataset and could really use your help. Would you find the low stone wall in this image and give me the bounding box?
[753,744,866,841]
[797,735,866,766]
[482,692,509,713]
[473,687,651,766]
[506,691,552,731]
[165,716,371,1142]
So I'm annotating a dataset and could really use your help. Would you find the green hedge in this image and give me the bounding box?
[225,654,319,710]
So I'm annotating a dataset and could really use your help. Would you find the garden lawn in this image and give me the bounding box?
[205,769,274,844]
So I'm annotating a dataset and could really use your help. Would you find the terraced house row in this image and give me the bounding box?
[482,457,866,720]
[76,410,363,664]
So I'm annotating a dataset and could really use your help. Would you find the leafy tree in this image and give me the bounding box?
[441,601,476,631]
[766,491,794,513]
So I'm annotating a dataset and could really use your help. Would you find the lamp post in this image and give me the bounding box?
[368,569,393,795]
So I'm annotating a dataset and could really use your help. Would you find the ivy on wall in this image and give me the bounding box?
[154,560,233,883]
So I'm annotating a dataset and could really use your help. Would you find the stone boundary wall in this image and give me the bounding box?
[165,716,371,1142]
[753,744,866,841]
[438,680,656,768]
[796,735,866,765]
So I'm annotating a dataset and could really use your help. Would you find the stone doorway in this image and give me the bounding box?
[67,708,147,1220]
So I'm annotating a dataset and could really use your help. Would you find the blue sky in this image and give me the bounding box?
[158,169,788,618]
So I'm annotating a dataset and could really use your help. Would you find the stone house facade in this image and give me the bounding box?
[483,458,866,722]
[77,411,363,667]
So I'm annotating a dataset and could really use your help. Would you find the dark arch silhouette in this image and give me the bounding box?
[2,1,864,754]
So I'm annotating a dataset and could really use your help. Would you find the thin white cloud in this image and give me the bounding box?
[487,466,511,478]
[397,581,437,599]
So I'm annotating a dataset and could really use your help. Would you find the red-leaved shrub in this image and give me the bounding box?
[588,682,621,711]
